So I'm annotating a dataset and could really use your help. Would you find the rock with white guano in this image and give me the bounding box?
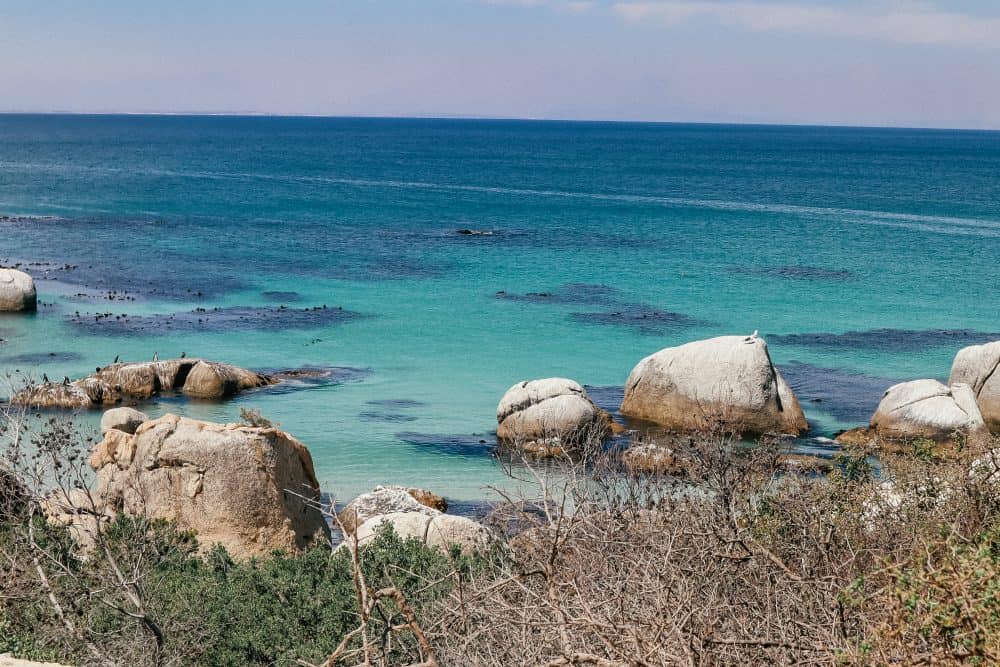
[496,378,612,445]
[949,340,1000,433]
[870,379,988,443]
[619,334,808,436]
[0,268,37,312]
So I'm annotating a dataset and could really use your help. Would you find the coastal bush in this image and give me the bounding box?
[0,511,480,666]
[2,408,1000,665]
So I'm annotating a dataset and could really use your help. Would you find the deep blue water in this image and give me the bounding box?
[2,115,999,501]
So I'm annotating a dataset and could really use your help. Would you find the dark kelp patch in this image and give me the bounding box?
[769,328,1000,352]
[569,308,698,336]
[1,351,85,366]
[729,265,855,281]
[358,410,419,423]
[366,399,427,409]
[495,283,620,306]
[395,431,494,459]
[66,305,362,336]
[261,366,373,395]
[497,283,702,335]
[261,291,302,303]
[778,361,909,424]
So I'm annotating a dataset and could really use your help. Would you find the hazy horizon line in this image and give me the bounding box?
[1,110,998,133]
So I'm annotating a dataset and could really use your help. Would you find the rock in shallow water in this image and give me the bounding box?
[949,340,1000,433]
[620,334,808,437]
[11,358,272,408]
[496,378,614,448]
[870,379,988,444]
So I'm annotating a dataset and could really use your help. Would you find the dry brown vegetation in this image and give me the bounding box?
[2,396,999,666]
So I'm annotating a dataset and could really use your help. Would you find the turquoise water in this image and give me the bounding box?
[2,115,999,503]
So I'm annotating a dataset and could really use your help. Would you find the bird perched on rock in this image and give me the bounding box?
[180,351,186,358]
[42,373,49,384]
[62,376,70,385]
[153,352,158,361]
[113,354,120,364]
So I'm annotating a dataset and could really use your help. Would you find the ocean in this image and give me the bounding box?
[1,114,999,504]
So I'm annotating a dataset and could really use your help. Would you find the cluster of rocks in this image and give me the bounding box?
[337,485,492,555]
[48,411,495,561]
[496,334,809,467]
[12,358,273,409]
[836,340,1000,450]
[496,333,1000,471]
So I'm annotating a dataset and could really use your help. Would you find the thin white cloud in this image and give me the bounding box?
[610,1,1000,48]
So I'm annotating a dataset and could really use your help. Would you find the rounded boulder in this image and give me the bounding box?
[496,378,611,445]
[0,268,37,312]
[620,334,807,436]
[871,379,988,444]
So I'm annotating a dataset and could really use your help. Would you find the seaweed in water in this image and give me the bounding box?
[778,361,909,424]
[358,410,419,423]
[366,399,427,409]
[66,304,363,336]
[1,351,84,365]
[497,283,702,335]
[261,290,302,303]
[260,366,373,395]
[729,265,855,281]
[768,328,1000,352]
[395,431,494,459]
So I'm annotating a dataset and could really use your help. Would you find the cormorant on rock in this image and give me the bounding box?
[153,352,158,361]
[62,376,70,385]
[180,351,186,358]
[113,354,120,364]
[42,373,49,384]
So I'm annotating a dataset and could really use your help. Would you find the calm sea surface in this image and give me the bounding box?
[2,115,999,502]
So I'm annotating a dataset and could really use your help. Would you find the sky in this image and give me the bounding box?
[1,0,999,128]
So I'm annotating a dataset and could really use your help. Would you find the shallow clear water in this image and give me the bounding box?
[1,115,999,503]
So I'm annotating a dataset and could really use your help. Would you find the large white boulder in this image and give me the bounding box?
[0,268,37,312]
[496,378,612,445]
[88,414,329,559]
[870,379,988,443]
[950,341,1000,433]
[353,512,494,555]
[619,335,808,436]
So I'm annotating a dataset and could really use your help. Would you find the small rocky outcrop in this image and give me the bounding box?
[496,378,615,448]
[353,512,494,555]
[182,360,271,399]
[100,407,149,434]
[619,334,808,436]
[11,359,273,409]
[88,414,329,559]
[338,485,448,535]
[949,340,1000,433]
[839,380,989,448]
[0,268,37,312]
